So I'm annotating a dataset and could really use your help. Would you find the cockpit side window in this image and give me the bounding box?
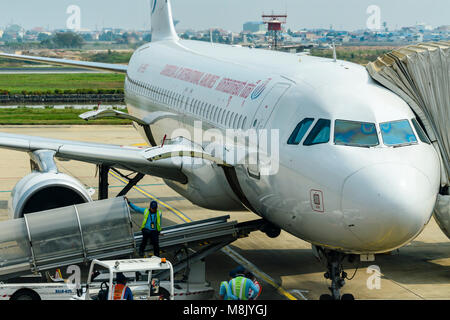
[287,118,314,145]
[303,119,331,146]
[380,119,417,146]
[334,120,379,147]
[411,118,431,145]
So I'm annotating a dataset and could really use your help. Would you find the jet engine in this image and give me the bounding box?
[8,150,92,219]
[9,172,92,219]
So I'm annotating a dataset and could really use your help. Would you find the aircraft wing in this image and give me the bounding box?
[0,132,228,184]
[0,52,127,73]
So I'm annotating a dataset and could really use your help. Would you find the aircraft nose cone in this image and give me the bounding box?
[342,164,437,252]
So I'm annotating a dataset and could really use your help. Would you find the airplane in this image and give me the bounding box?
[0,0,443,300]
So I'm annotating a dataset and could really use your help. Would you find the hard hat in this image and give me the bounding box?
[150,201,158,209]
[116,272,127,284]
[229,265,245,278]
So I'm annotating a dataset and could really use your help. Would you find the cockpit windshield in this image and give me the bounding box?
[334,120,379,147]
[380,120,417,146]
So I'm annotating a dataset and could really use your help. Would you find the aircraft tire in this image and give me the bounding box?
[341,294,355,300]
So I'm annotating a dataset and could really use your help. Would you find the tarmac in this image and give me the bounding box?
[0,125,448,300]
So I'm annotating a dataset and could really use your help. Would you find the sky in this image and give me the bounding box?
[1,0,449,32]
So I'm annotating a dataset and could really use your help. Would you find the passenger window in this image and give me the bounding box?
[208,105,213,120]
[208,105,212,120]
[288,118,314,145]
[213,107,217,121]
[242,117,247,129]
[303,119,331,146]
[225,111,230,125]
[237,115,243,129]
[411,118,431,144]
[234,115,240,129]
[230,113,235,127]
[204,104,209,118]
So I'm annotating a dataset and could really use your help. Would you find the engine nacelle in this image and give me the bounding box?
[9,172,92,219]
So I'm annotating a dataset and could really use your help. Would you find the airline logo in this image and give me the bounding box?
[251,78,271,100]
[160,64,269,100]
[152,0,157,14]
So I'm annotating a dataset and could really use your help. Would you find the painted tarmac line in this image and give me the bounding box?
[91,183,164,189]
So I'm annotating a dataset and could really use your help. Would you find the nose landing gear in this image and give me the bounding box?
[318,249,356,300]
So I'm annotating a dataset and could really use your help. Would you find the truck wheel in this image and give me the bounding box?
[11,289,41,301]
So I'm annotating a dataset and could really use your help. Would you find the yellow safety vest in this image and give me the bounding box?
[141,209,162,231]
[231,276,248,300]
[220,281,234,300]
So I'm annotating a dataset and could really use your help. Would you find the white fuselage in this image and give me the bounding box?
[124,40,441,254]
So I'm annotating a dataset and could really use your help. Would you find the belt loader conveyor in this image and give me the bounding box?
[0,197,264,280]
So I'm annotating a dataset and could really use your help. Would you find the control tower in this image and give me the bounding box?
[262,13,287,49]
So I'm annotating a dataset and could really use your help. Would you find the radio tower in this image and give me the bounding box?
[262,12,287,49]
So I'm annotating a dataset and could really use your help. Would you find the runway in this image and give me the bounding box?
[0,67,105,74]
[0,125,448,300]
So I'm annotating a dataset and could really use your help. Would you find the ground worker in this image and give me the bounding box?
[228,269,260,300]
[219,278,238,300]
[125,197,162,257]
[112,273,133,300]
[245,271,262,300]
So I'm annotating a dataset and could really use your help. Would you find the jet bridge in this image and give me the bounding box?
[367,41,450,238]
[0,197,264,280]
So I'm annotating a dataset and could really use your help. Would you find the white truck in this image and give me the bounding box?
[0,275,77,300]
[74,257,175,300]
[0,257,214,300]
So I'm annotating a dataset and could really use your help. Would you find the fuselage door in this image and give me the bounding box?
[247,83,290,179]
[250,83,291,130]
